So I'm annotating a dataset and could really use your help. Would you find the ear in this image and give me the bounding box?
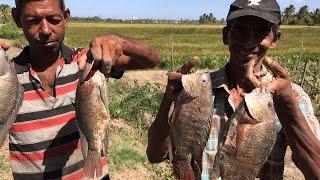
[222,26,229,45]
[269,31,281,49]
[63,8,71,26]
[12,8,22,28]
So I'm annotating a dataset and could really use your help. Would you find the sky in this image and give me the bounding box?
[1,0,320,20]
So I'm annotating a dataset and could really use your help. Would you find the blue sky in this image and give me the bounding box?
[2,0,320,20]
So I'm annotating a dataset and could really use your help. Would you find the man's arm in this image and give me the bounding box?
[273,88,320,179]
[146,59,197,163]
[86,35,160,71]
[146,86,174,163]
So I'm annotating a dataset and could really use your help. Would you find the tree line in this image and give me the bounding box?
[1,4,319,25]
[282,5,320,25]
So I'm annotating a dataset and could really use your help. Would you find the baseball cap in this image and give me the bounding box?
[227,0,281,24]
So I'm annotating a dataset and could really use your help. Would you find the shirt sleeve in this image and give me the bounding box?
[291,83,320,140]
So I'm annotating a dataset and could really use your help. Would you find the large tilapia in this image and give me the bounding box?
[0,48,23,146]
[169,72,214,180]
[75,71,110,178]
[214,88,277,180]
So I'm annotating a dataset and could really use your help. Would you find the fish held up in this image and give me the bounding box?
[75,71,110,179]
[0,48,24,147]
[169,72,214,180]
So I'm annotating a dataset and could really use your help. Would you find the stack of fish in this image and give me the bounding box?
[169,71,278,180]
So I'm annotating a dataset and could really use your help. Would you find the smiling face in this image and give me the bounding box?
[223,16,280,67]
[13,0,70,53]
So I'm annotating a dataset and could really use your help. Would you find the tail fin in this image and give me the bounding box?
[83,150,102,178]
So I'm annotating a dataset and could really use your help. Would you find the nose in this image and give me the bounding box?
[242,28,260,49]
[39,19,52,36]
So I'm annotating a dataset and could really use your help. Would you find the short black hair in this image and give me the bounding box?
[15,0,65,11]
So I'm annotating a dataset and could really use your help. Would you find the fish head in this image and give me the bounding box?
[244,88,275,124]
[181,72,212,100]
[0,48,11,76]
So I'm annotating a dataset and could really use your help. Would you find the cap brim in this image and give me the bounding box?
[227,9,280,24]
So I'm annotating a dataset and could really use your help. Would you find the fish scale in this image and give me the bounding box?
[214,88,277,179]
[169,72,214,180]
[75,71,110,179]
[0,48,24,147]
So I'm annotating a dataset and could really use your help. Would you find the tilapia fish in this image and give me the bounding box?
[215,88,277,180]
[169,72,214,180]
[75,71,110,178]
[0,48,23,146]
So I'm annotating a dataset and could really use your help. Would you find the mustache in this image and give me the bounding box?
[34,36,61,44]
[232,44,266,54]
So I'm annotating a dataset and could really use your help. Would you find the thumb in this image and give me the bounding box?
[77,53,87,71]
[0,40,10,51]
[177,56,198,74]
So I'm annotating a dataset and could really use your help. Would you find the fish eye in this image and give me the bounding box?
[268,102,273,108]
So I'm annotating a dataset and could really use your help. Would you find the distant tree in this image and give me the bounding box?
[199,13,216,24]
[313,8,320,24]
[0,4,12,23]
[283,4,297,25]
[297,5,313,25]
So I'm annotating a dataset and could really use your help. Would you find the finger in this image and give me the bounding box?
[102,42,113,66]
[168,72,183,84]
[263,57,289,79]
[264,81,278,93]
[89,39,103,61]
[77,53,87,71]
[177,56,198,74]
[254,68,268,78]
[0,40,10,51]
[245,59,261,88]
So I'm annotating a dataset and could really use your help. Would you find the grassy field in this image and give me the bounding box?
[63,23,320,116]
[0,23,319,179]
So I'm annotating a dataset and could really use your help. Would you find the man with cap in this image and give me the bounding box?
[147,0,320,179]
[0,0,160,179]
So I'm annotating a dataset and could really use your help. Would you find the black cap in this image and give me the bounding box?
[227,0,281,24]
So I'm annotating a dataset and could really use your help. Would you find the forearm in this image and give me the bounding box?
[147,91,173,163]
[115,36,160,70]
[274,92,320,179]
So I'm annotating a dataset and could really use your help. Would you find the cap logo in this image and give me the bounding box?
[248,0,261,6]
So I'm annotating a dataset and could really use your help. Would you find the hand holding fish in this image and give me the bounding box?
[246,57,320,179]
[245,56,293,99]
[166,56,198,100]
[78,35,160,79]
[76,35,123,78]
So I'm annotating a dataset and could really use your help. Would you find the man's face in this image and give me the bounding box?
[224,16,279,65]
[14,0,69,53]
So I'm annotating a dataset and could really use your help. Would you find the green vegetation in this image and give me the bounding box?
[0,22,26,47]
[109,79,163,137]
[0,22,319,179]
[63,23,320,117]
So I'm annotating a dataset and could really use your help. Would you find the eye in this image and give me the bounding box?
[268,102,273,108]
[47,16,63,25]
[26,18,41,25]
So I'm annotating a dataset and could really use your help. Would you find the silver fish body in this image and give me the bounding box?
[75,71,110,179]
[0,48,24,146]
[215,88,277,180]
[169,72,214,180]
